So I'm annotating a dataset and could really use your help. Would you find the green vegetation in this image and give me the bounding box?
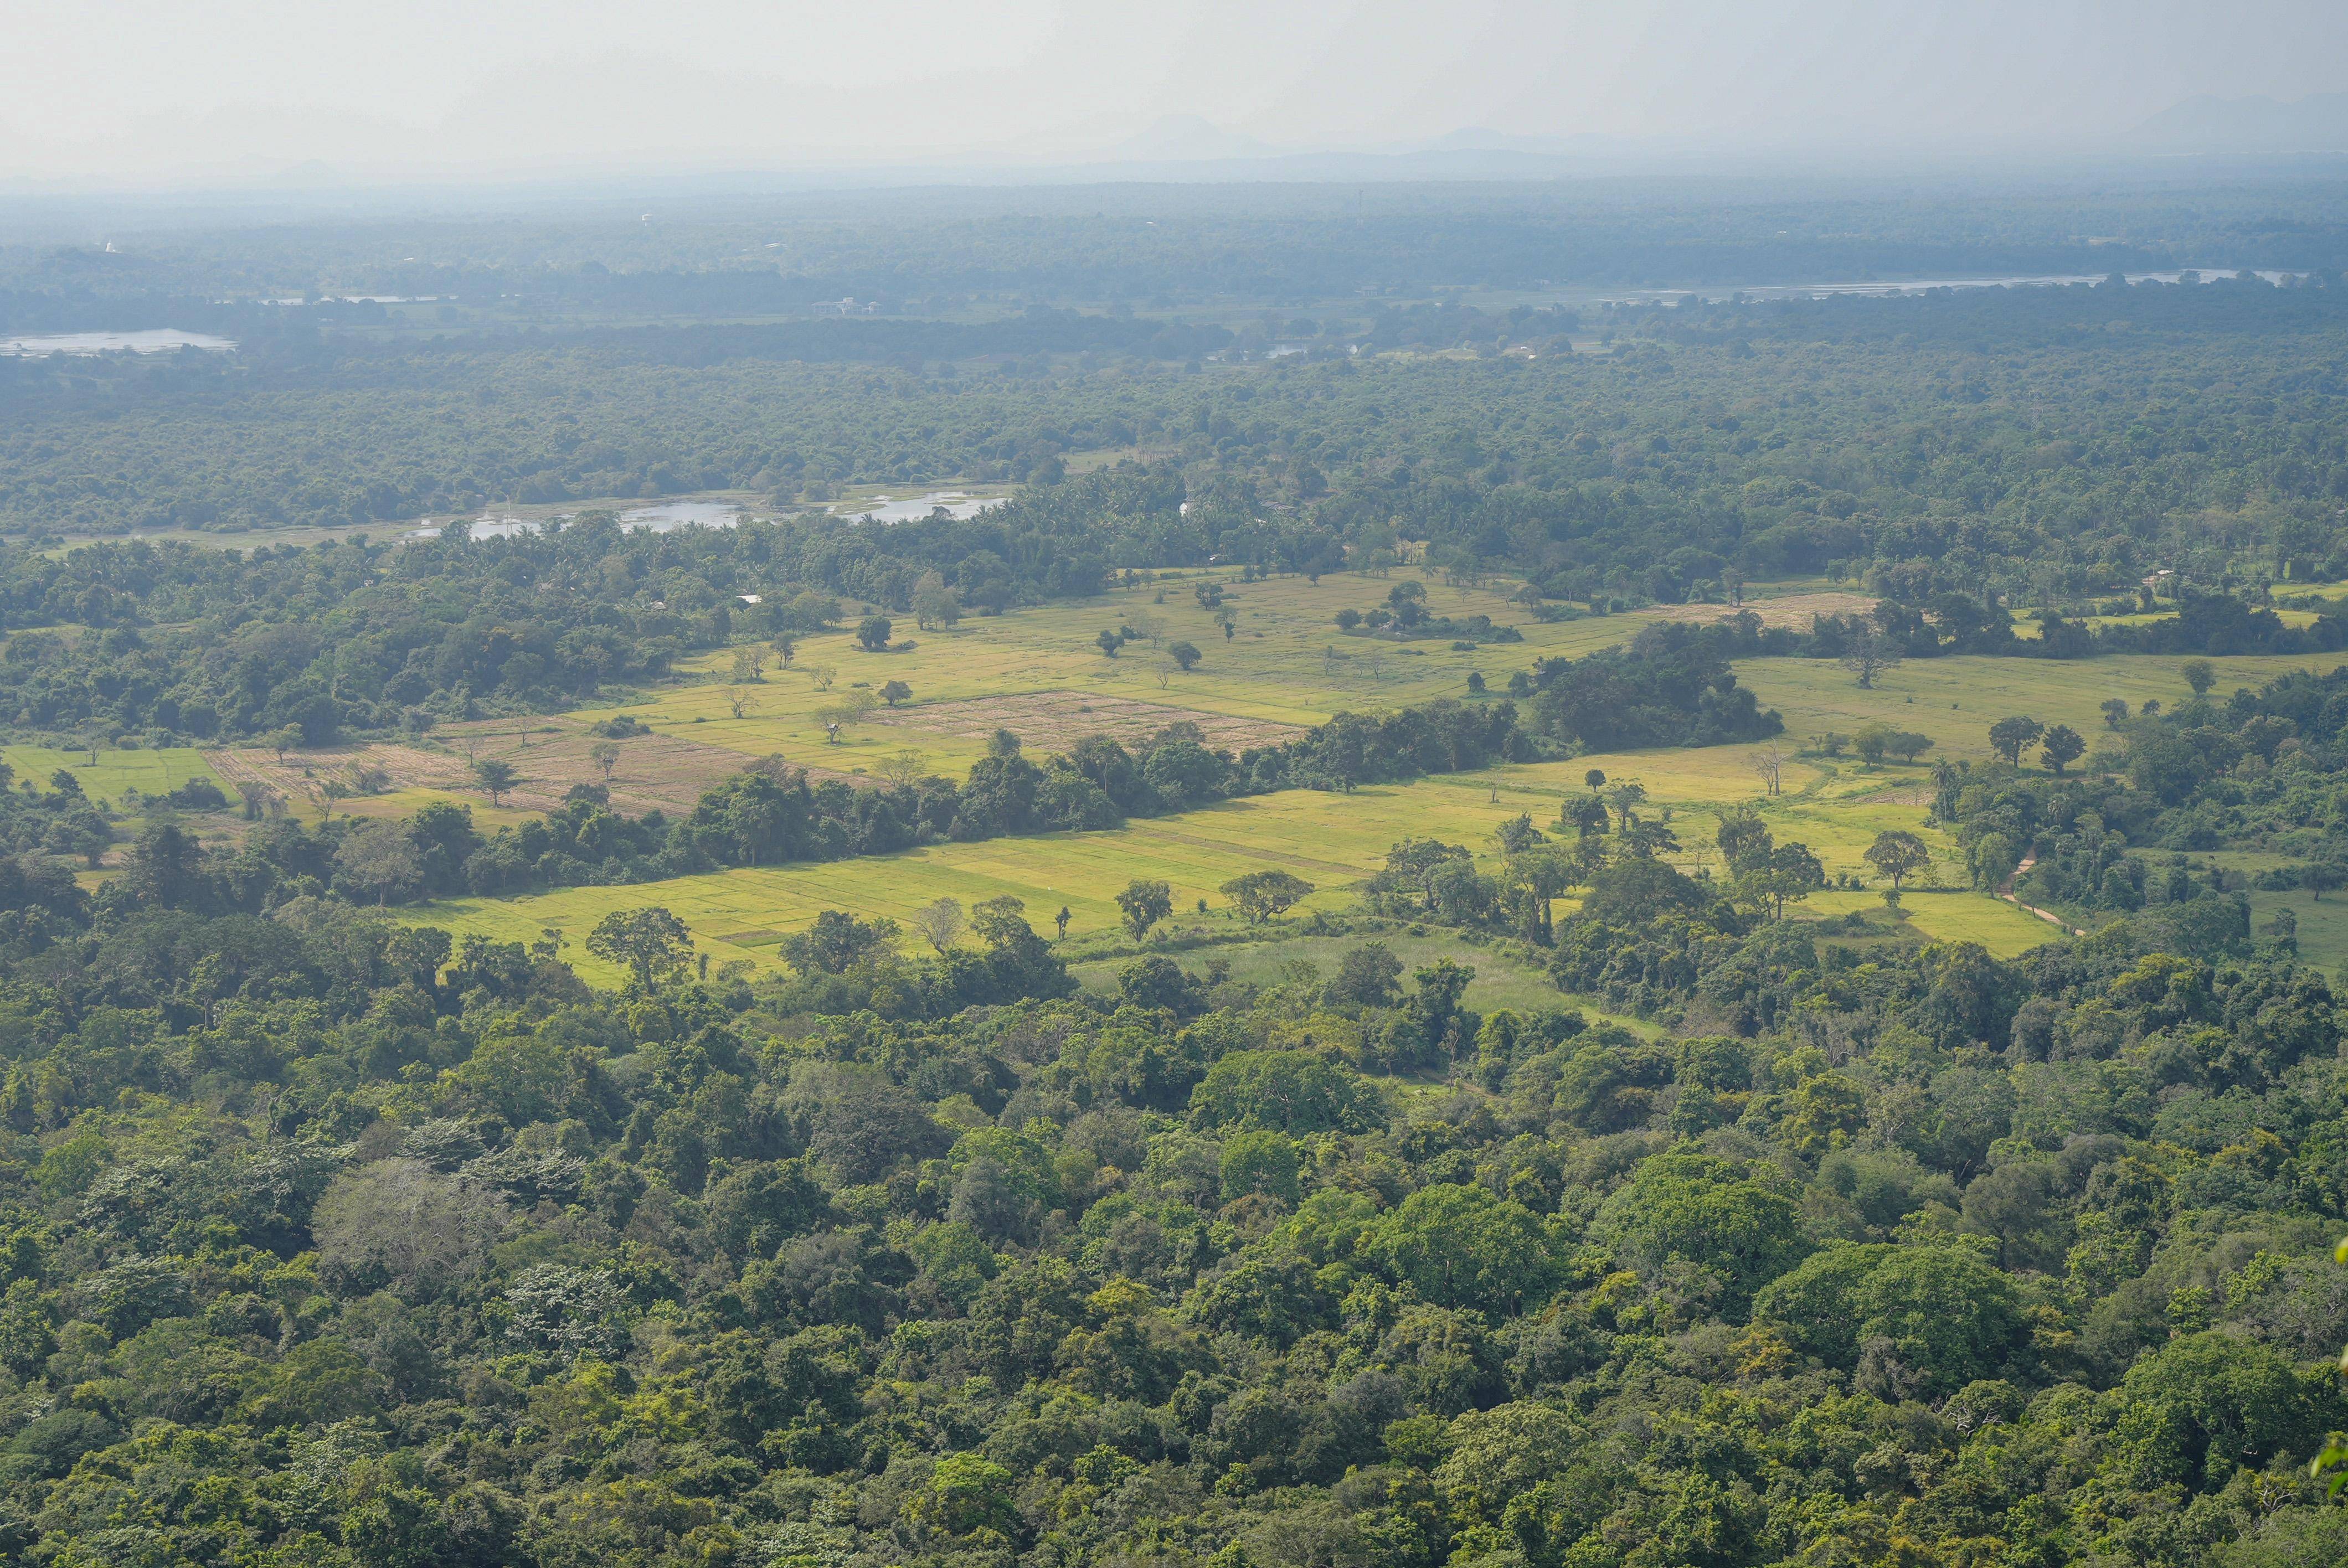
[1,185,2347,1568]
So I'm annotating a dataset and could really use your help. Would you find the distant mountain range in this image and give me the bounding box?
[2130,92,2348,154]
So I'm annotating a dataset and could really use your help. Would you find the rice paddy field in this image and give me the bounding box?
[401,735,2063,986]
[1,744,225,803]
[35,566,2348,988]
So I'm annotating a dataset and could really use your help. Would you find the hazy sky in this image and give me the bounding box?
[5,0,2347,184]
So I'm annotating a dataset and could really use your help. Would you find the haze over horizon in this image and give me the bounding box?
[7,0,2348,190]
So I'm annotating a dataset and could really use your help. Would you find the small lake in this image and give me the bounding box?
[406,499,751,541]
[0,329,237,355]
[841,491,1004,523]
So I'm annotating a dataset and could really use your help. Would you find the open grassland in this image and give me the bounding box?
[2,745,223,803]
[1748,651,2348,762]
[2247,889,2348,974]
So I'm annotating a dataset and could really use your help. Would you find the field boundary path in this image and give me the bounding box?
[1996,855,2088,937]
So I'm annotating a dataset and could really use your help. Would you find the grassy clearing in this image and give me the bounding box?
[2246,889,2348,975]
[2,745,224,803]
[1797,889,2064,959]
[1749,652,2347,764]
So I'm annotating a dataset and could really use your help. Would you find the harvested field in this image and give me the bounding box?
[1633,590,1877,631]
[868,690,1308,752]
[208,718,763,818]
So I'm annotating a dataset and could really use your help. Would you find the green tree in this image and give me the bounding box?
[472,758,519,805]
[1865,829,1932,891]
[1755,1242,2027,1399]
[1167,640,1201,670]
[1987,715,2043,765]
[1190,1050,1376,1133]
[1329,941,1405,1008]
[911,570,960,630]
[2039,723,2085,774]
[585,907,694,986]
[1600,1151,1810,1314]
[879,679,912,706]
[2180,658,2216,698]
[1114,879,1173,942]
[335,819,424,906]
[1220,869,1314,922]
[855,615,893,651]
[1220,1130,1302,1205]
[1363,1184,1563,1314]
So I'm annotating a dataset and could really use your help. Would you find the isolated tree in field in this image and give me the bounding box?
[2306,860,2347,902]
[1884,731,1933,763]
[336,819,424,906]
[78,729,104,766]
[318,779,349,822]
[473,759,519,806]
[856,615,893,652]
[879,680,912,707]
[271,725,302,764]
[725,688,760,720]
[1097,629,1124,658]
[1584,768,1605,793]
[805,663,836,692]
[1168,641,1202,671]
[1747,744,1784,797]
[1216,608,1238,641]
[730,647,767,682]
[771,635,796,668]
[1116,879,1174,942]
[1987,716,2043,766]
[1221,869,1314,923]
[1864,829,1932,893]
[234,780,271,821]
[2180,658,2216,698]
[2100,698,2130,729]
[910,897,965,953]
[2039,724,2086,775]
[1055,905,1072,940]
[1839,628,1902,689]
[1854,724,1896,767]
[589,740,621,782]
[586,906,694,987]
